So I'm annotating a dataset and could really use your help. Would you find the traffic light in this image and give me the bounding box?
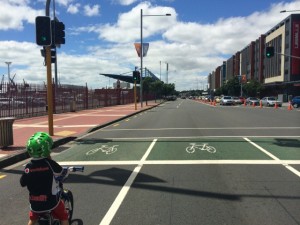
[35,16,52,46]
[266,46,274,58]
[40,46,56,64]
[52,20,65,45]
[133,71,140,83]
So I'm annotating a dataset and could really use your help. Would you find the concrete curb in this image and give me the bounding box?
[0,103,161,169]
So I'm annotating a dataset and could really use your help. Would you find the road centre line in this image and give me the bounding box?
[99,139,157,225]
[244,137,300,178]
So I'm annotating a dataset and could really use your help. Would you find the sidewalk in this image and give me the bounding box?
[0,101,160,168]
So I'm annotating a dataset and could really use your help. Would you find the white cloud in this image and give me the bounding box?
[115,0,139,6]
[83,4,100,17]
[2,1,300,91]
[0,1,43,30]
[56,0,74,7]
[67,3,80,14]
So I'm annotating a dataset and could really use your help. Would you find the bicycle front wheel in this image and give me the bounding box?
[62,189,74,223]
[206,146,216,153]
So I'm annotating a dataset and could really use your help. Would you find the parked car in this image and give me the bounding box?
[0,98,26,109]
[291,96,300,108]
[246,97,260,106]
[239,97,246,104]
[214,96,221,103]
[220,96,234,105]
[260,97,282,107]
[232,96,242,105]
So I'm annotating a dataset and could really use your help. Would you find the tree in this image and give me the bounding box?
[162,83,176,97]
[142,77,153,106]
[243,79,264,97]
[150,80,164,102]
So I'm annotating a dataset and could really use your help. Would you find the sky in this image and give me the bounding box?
[0,0,300,91]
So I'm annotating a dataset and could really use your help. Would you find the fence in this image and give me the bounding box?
[0,82,143,118]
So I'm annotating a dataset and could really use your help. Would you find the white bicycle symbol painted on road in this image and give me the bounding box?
[86,145,119,155]
[186,143,216,154]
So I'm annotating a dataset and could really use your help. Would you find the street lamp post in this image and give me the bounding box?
[165,62,169,84]
[5,62,12,83]
[140,9,171,107]
[280,10,300,13]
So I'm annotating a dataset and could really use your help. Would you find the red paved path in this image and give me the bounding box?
[0,101,159,160]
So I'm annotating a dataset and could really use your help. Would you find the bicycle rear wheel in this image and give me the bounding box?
[62,189,74,223]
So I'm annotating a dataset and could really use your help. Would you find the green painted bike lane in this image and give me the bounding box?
[53,137,300,162]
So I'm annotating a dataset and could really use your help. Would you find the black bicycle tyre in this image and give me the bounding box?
[62,189,74,223]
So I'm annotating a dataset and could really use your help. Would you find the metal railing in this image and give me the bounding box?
[0,82,141,118]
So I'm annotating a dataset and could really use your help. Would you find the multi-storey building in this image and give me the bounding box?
[208,14,300,99]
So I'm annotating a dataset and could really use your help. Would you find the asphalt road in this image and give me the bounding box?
[1,99,300,225]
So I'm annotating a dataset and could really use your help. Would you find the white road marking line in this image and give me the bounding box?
[14,124,98,128]
[58,160,300,166]
[244,137,300,178]
[102,127,300,131]
[88,136,300,140]
[99,139,157,225]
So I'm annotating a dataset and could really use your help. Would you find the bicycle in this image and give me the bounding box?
[186,143,216,154]
[86,145,119,155]
[37,166,84,225]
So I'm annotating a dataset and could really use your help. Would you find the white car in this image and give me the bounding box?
[260,97,282,107]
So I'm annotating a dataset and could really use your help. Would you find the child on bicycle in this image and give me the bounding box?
[20,132,69,225]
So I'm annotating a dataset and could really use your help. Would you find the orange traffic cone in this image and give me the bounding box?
[259,100,262,108]
[252,101,255,107]
[288,101,293,110]
[274,102,278,109]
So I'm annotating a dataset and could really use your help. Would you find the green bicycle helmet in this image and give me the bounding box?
[26,132,53,158]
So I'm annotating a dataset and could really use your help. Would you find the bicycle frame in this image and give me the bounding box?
[37,166,84,225]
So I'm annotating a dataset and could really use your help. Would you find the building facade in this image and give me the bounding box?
[208,14,300,99]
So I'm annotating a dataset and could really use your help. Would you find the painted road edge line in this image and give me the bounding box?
[244,137,300,178]
[99,139,157,225]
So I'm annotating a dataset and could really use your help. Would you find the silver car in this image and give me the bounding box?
[246,97,260,106]
[220,96,234,105]
[260,97,282,107]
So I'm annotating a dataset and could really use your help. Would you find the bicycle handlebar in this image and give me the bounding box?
[63,166,84,173]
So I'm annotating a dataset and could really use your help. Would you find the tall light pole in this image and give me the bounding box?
[140,9,171,107]
[5,62,12,83]
[280,10,300,13]
[159,61,162,81]
[165,62,169,84]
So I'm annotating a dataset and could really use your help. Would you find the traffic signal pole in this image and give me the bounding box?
[46,46,54,136]
[134,81,137,110]
[45,0,54,136]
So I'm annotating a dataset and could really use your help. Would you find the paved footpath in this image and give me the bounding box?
[0,101,160,168]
